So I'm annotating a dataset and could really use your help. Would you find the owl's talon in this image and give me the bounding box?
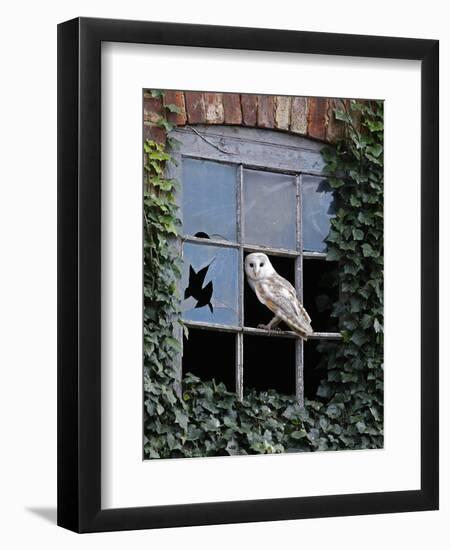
[257,323,269,330]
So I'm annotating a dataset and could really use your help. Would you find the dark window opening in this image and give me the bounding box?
[182,329,236,391]
[304,340,330,399]
[243,252,296,329]
[243,334,295,395]
[303,259,339,332]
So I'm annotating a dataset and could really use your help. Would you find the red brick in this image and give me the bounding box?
[307,97,328,141]
[257,95,275,128]
[204,92,224,124]
[241,94,258,126]
[164,91,187,126]
[143,122,166,144]
[143,94,163,124]
[223,93,242,124]
[185,92,206,124]
[325,98,346,143]
[290,97,308,134]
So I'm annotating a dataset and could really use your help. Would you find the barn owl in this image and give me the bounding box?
[245,252,313,340]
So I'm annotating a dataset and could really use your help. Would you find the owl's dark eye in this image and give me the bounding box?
[249,263,254,268]
[260,263,264,267]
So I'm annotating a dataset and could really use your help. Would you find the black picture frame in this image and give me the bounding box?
[57,17,439,533]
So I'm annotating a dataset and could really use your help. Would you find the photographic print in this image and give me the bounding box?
[143,90,384,459]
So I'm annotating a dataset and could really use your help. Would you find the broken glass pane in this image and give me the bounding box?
[182,242,239,326]
[302,175,335,252]
[242,169,297,250]
[182,158,237,242]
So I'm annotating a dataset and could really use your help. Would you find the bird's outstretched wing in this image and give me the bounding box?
[255,273,313,339]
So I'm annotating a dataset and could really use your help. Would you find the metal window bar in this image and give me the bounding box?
[295,174,305,407]
[236,165,244,401]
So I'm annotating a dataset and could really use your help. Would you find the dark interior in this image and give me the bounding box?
[243,334,295,395]
[182,328,329,398]
[182,329,236,391]
[303,340,328,399]
[303,259,339,332]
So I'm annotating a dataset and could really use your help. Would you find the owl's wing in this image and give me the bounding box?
[256,274,313,339]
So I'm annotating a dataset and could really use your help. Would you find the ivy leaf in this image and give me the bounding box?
[166,432,178,450]
[226,437,240,455]
[326,404,343,419]
[326,248,341,261]
[369,406,382,421]
[334,109,352,123]
[166,337,182,352]
[328,177,346,189]
[351,331,369,347]
[356,421,367,434]
[174,410,189,431]
[307,428,320,442]
[357,211,373,225]
[349,296,362,313]
[164,103,182,114]
[157,117,175,132]
[361,243,376,257]
[350,195,362,207]
[367,143,383,158]
[365,119,384,132]
[341,372,358,383]
[352,228,364,240]
[202,400,220,414]
[373,318,383,333]
[290,430,307,440]
[319,417,329,431]
[202,417,221,431]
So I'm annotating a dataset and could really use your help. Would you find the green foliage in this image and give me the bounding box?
[317,99,384,449]
[143,95,384,459]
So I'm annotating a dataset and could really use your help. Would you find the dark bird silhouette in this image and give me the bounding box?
[184,258,215,313]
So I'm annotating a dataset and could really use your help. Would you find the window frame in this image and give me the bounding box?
[168,124,341,406]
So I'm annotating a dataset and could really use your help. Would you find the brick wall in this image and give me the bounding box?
[144,91,349,144]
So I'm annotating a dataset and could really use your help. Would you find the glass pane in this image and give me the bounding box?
[182,242,239,326]
[182,158,237,242]
[302,175,335,252]
[242,169,297,250]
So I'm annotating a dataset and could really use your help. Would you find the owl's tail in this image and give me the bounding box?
[290,324,313,341]
[277,311,313,341]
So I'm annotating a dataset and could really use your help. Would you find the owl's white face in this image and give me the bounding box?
[245,253,275,281]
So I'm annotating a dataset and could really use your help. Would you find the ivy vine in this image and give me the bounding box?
[143,93,383,458]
